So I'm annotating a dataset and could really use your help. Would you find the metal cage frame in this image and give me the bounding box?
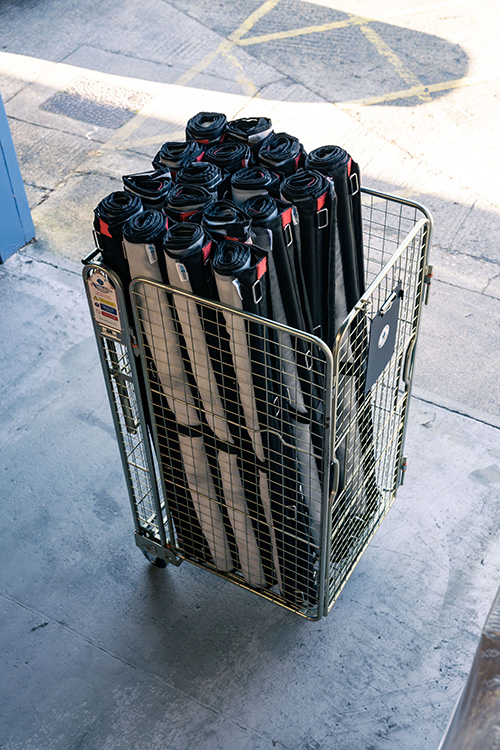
[82,187,433,619]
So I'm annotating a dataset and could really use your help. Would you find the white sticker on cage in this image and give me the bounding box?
[88,271,121,331]
[146,243,158,264]
[378,324,390,349]
[176,262,190,282]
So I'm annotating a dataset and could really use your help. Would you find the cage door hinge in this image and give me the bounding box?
[424,264,434,305]
[129,328,140,356]
[134,532,183,567]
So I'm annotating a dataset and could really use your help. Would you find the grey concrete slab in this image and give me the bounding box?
[1,598,273,750]
[1,252,499,750]
[64,46,185,86]
[453,198,500,264]
[188,43,301,97]
[0,0,103,63]
[429,247,499,299]
[24,183,52,211]
[413,278,500,419]
[0,75,31,103]
[484,272,500,300]
[166,0,273,39]
[5,82,117,145]
[29,172,121,262]
[88,0,222,71]
[8,118,94,191]
[75,149,153,183]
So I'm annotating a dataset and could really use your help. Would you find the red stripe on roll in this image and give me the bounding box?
[316,192,327,211]
[281,207,292,228]
[99,219,112,238]
[256,257,267,280]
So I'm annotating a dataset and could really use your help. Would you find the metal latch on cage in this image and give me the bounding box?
[424,264,434,305]
[399,455,408,485]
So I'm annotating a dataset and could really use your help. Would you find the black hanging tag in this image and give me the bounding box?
[364,282,403,394]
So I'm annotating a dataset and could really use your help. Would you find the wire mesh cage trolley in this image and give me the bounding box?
[82,187,433,620]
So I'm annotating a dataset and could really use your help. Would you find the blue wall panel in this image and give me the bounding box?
[0,92,35,262]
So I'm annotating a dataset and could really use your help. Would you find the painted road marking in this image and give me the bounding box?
[103,0,279,150]
[1,0,483,155]
[340,74,497,107]
[352,15,432,102]
[238,0,471,46]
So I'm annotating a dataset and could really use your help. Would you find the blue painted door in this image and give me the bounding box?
[0,92,35,262]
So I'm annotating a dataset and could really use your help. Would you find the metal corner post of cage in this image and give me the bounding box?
[82,254,178,566]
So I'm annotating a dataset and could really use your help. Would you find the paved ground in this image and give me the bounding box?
[1,0,500,748]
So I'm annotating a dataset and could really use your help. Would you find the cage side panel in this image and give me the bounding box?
[327,193,430,611]
[83,264,169,548]
[131,281,333,619]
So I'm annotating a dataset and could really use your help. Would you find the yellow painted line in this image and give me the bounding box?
[109,0,280,149]
[175,39,233,88]
[237,0,471,47]
[101,112,151,151]
[175,0,281,87]
[240,9,432,104]
[238,17,366,46]
[228,0,282,41]
[222,50,259,98]
[353,16,432,102]
[339,74,498,107]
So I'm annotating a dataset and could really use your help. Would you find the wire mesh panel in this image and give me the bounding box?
[326,190,431,611]
[130,279,334,619]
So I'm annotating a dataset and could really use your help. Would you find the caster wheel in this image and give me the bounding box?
[141,549,167,568]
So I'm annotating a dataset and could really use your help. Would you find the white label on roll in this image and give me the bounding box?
[176,262,190,282]
[146,243,158,264]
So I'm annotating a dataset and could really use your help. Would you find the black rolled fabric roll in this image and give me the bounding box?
[242,194,324,546]
[152,140,205,178]
[226,117,274,162]
[176,161,229,199]
[185,111,227,146]
[123,211,232,571]
[122,208,169,284]
[164,184,214,224]
[93,191,143,289]
[241,193,278,223]
[281,169,345,349]
[213,239,318,605]
[258,132,306,180]
[122,208,168,245]
[242,194,311,333]
[164,225,277,589]
[122,169,173,211]
[204,142,251,175]
[231,166,280,207]
[201,199,252,242]
[163,222,215,301]
[305,147,379,533]
[305,145,365,309]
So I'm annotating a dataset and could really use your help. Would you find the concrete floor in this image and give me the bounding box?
[1,1,500,748]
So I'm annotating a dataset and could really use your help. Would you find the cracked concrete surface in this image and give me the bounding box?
[1,0,500,748]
